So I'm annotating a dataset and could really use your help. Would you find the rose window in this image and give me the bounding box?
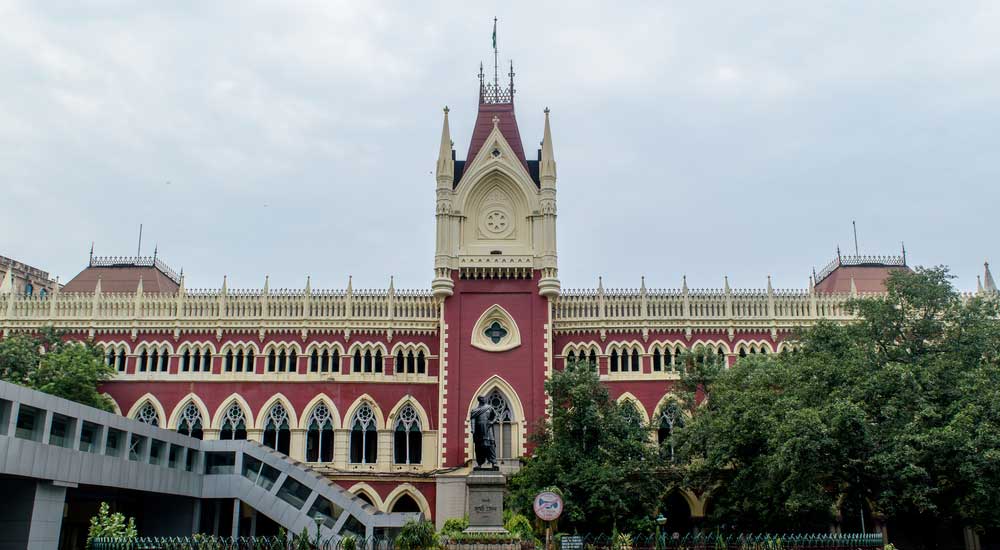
[485,210,508,233]
[485,321,508,344]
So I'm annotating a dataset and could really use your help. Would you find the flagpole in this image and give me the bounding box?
[493,17,499,89]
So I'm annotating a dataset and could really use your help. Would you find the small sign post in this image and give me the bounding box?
[533,491,564,550]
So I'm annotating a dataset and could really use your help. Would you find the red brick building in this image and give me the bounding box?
[1,65,940,527]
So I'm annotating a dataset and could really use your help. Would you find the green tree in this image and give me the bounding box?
[86,501,138,548]
[0,328,115,411]
[677,267,1000,537]
[509,360,666,534]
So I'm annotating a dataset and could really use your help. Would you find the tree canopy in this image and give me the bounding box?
[678,267,1000,537]
[0,328,116,411]
[508,359,668,534]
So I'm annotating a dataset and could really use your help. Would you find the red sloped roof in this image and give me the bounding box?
[814,265,909,294]
[62,266,180,294]
[464,102,530,175]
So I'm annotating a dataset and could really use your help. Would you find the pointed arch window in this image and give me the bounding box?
[353,350,362,372]
[658,401,685,462]
[609,349,619,372]
[393,404,422,465]
[630,348,641,372]
[177,402,204,440]
[181,350,191,372]
[588,349,598,368]
[417,351,425,374]
[621,400,643,427]
[349,403,378,464]
[219,404,247,440]
[566,350,576,367]
[306,404,334,462]
[262,403,291,455]
[139,350,150,372]
[653,348,662,371]
[135,402,159,426]
[225,350,235,372]
[117,350,126,372]
[487,389,515,460]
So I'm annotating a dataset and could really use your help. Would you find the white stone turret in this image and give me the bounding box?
[537,108,560,299]
[433,107,457,299]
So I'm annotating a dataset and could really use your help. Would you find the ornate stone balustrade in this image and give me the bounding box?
[552,281,879,337]
[0,284,439,337]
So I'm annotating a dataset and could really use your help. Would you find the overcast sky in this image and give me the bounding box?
[2,1,997,292]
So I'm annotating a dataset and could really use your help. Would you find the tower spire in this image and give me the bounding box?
[436,106,454,185]
[540,108,557,185]
[985,261,997,293]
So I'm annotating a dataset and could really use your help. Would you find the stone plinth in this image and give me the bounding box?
[464,469,508,534]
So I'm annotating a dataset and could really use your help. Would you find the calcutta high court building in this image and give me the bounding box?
[7,57,961,529]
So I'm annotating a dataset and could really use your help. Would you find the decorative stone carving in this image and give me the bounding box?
[470,305,521,352]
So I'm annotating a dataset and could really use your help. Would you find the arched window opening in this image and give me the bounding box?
[393,404,422,465]
[288,350,297,372]
[182,350,191,372]
[417,351,425,374]
[621,400,643,427]
[353,350,362,373]
[588,349,598,368]
[566,350,576,367]
[363,350,373,373]
[117,350,126,372]
[355,492,374,506]
[150,350,159,372]
[630,349,640,372]
[652,349,662,371]
[262,404,291,455]
[192,349,202,372]
[201,350,212,372]
[311,350,320,372]
[106,349,116,369]
[350,403,378,464]
[406,351,416,374]
[390,494,422,513]
[135,402,159,426]
[306,404,334,462]
[219,404,247,440]
[278,350,288,373]
[665,348,673,370]
[246,350,254,373]
[225,351,235,372]
[329,349,339,372]
[487,389,515,460]
[177,402,204,440]
[25,283,33,296]
[268,350,277,372]
[321,349,331,372]
[658,401,685,463]
[375,350,383,373]
[396,350,405,373]
[236,350,245,373]
[139,350,149,372]
[609,349,619,372]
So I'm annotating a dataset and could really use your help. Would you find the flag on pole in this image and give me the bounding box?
[492,18,497,50]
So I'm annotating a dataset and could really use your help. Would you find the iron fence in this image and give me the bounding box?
[560,533,883,550]
[89,536,392,550]
[90,533,883,550]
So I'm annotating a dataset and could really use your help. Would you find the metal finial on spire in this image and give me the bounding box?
[492,17,499,89]
[89,242,94,265]
[137,224,143,257]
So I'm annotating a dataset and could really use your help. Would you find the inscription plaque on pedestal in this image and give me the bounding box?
[464,469,508,534]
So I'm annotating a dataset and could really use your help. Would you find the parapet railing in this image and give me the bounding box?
[0,285,439,329]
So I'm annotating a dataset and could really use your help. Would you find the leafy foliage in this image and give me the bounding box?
[0,328,115,411]
[678,267,1000,532]
[397,519,439,550]
[440,516,469,537]
[509,360,667,534]
[87,502,138,549]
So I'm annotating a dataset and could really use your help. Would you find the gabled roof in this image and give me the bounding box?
[463,102,530,181]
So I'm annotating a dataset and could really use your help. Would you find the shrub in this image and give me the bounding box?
[398,519,439,550]
[440,517,470,537]
[86,502,138,549]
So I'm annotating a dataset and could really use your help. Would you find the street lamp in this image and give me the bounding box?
[655,514,667,550]
[314,514,326,548]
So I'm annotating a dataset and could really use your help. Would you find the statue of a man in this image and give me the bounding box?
[470,396,498,468]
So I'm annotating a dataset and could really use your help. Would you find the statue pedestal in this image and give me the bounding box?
[464,468,508,534]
